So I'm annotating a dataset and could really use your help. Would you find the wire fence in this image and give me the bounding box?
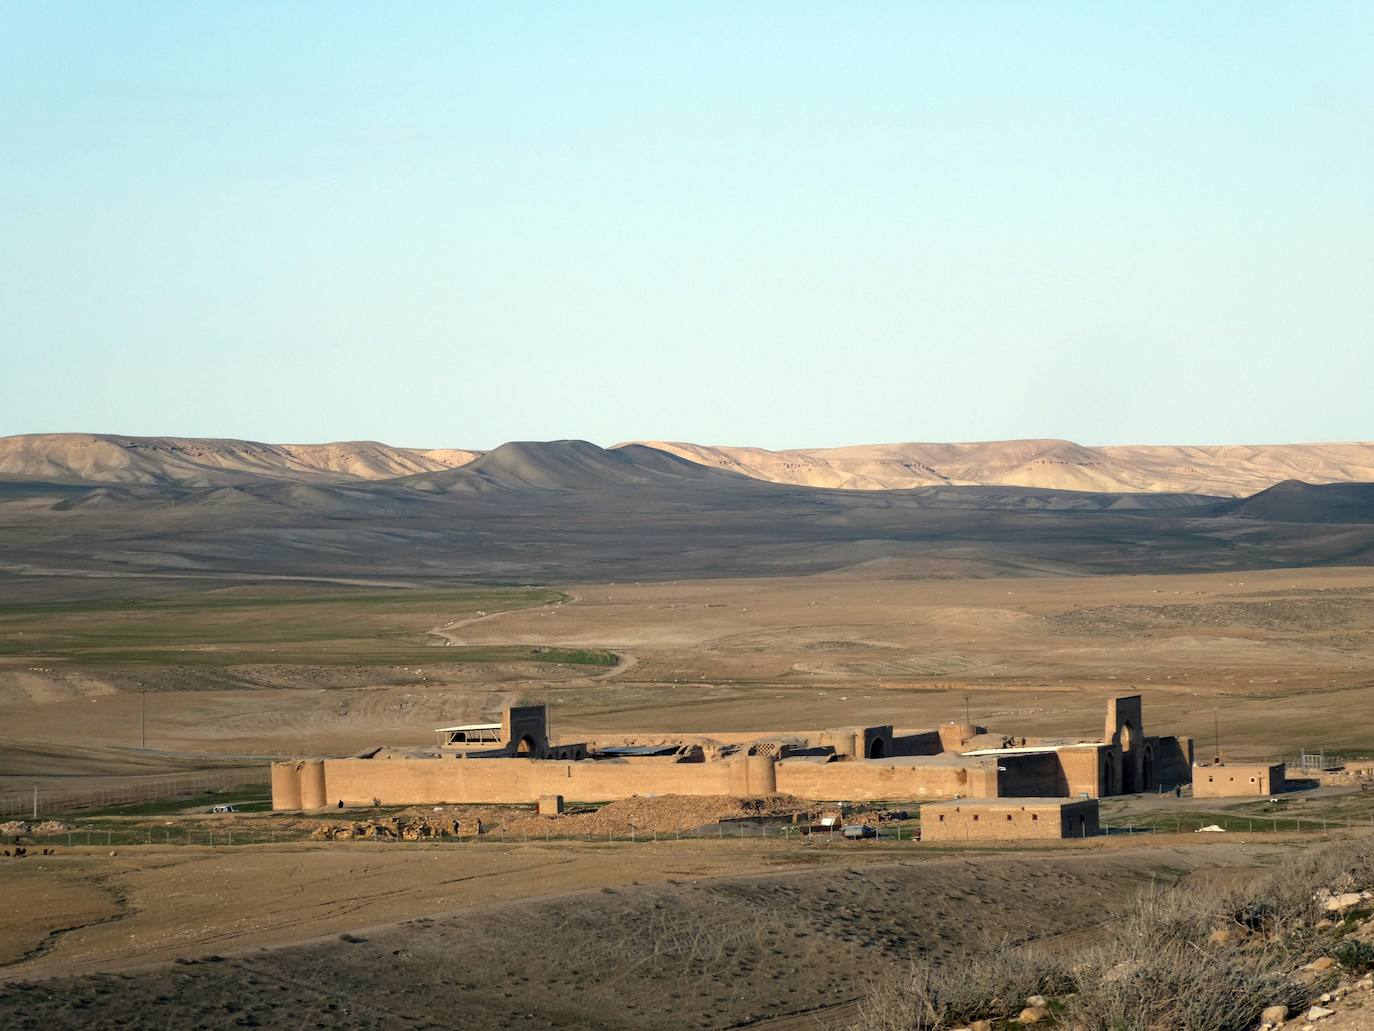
[1103,812,1374,836]
[312,821,913,846]
[0,820,913,849]
[0,767,269,819]
[4,811,1373,853]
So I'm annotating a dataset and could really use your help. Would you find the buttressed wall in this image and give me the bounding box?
[270,697,1193,810]
[775,758,999,801]
[273,753,776,808]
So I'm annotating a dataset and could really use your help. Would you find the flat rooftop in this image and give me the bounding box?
[434,723,502,733]
[1193,760,1282,769]
[923,797,1096,808]
[777,754,991,768]
[597,744,680,757]
[961,743,1102,757]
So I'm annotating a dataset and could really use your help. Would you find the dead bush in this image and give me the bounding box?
[855,961,943,1031]
[856,946,1073,1030]
[856,839,1374,1029]
[1062,939,1308,1031]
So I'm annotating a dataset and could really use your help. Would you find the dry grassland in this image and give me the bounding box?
[3,564,1374,1027]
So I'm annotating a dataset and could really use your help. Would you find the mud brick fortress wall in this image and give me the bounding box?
[272,695,1201,810]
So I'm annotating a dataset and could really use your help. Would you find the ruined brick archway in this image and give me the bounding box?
[1120,720,1139,794]
[868,737,886,759]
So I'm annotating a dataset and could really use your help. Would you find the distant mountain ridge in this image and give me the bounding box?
[0,434,478,487]
[4,432,1374,498]
[4,439,1374,586]
[400,440,738,494]
[627,439,1374,497]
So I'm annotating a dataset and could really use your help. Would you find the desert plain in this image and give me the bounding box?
[3,436,1374,1028]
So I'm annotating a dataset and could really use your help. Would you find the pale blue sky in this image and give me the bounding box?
[2,3,1371,449]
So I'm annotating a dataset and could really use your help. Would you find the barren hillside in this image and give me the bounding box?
[4,440,1374,587]
[629,439,1374,496]
[8,433,1374,497]
[0,434,480,487]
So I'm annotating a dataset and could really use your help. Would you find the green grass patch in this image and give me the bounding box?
[0,586,597,667]
[80,783,271,818]
[31,644,616,668]
[1102,806,1374,835]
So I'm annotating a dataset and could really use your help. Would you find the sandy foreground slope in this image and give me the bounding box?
[0,835,1306,1028]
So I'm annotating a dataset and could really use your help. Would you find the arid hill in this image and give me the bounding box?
[4,439,1374,586]
[401,439,732,494]
[0,434,478,487]
[1209,480,1374,523]
[630,439,1374,496]
[8,433,1374,497]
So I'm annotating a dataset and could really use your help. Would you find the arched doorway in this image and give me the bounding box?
[516,735,537,756]
[868,737,886,759]
[1120,721,1138,794]
[1101,756,1114,796]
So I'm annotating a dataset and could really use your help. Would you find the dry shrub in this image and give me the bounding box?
[856,946,1073,1030]
[856,839,1374,1030]
[1058,868,1312,1029]
[855,961,943,1031]
[1062,939,1308,1031]
[1113,878,1218,949]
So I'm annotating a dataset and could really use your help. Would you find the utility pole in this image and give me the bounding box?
[964,694,971,726]
[141,691,147,750]
[32,783,38,820]
[1213,708,1220,764]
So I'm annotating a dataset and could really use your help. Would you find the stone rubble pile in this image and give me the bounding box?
[312,794,827,841]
